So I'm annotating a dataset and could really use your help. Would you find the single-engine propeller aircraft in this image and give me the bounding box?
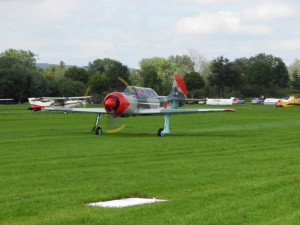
[276,94,300,108]
[28,96,92,111]
[45,75,235,136]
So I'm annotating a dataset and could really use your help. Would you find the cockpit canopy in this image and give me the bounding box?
[124,86,159,98]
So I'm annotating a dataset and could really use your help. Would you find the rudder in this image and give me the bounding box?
[167,74,187,109]
[168,74,187,100]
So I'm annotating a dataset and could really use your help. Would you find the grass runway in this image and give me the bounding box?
[1,103,300,225]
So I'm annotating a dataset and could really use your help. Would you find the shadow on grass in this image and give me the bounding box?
[87,131,244,138]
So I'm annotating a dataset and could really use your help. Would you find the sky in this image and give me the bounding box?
[0,0,299,68]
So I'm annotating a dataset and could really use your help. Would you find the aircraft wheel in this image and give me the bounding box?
[95,127,103,135]
[157,128,164,137]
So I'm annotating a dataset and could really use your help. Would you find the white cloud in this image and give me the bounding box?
[176,0,248,5]
[175,11,269,35]
[0,0,299,67]
[243,3,296,20]
[267,39,300,51]
[68,40,117,65]
[175,12,238,34]
[0,0,71,31]
[236,45,256,54]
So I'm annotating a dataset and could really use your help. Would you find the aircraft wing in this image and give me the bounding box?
[45,107,106,113]
[45,107,235,114]
[39,97,66,100]
[136,108,235,115]
[67,96,92,100]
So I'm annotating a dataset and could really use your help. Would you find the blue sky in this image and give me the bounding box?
[0,0,299,68]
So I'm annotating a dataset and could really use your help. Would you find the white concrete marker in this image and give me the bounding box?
[87,198,167,208]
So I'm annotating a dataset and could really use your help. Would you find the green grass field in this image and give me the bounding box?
[1,103,300,225]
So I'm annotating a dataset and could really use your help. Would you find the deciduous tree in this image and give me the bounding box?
[0,49,37,68]
[183,72,205,98]
[88,58,129,91]
[0,49,47,101]
[290,69,300,92]
[168,55,194,74]
[246,53,289,96]
[65,66,89,84]
[208,56,238,97]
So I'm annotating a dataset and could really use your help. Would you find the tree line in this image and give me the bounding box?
[0,48,300,103]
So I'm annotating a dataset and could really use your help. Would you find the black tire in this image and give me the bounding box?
[157,128,164,137]
[95,127,102,135]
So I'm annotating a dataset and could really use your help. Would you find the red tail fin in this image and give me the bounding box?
[168,74,187,100]
[167,74,188,109]
[174,74,187,96]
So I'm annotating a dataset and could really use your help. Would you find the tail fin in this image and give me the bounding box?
[232,97,237,105]
[167,75,187,109]
[168,74,187,100]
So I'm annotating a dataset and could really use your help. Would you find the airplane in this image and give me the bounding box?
[0,98,15,104]
[276,94,300,108]
[45,75,235,136]
[205,97,237,105]
[28,96,92,111]
[264,98,282,105]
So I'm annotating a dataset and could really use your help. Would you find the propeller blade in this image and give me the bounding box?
[106,115,125,133]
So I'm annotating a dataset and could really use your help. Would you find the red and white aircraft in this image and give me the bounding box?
[28,96,92,111]
[45,75,235,136]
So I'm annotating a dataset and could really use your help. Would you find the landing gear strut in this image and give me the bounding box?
[94,113,103,135]
[157,114,171,137]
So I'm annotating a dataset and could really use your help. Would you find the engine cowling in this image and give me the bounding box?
[104,92,130,116]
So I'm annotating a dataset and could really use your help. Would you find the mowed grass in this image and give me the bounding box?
[1,103,300,225]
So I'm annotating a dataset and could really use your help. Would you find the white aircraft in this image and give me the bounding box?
[0,98,15,104]
[28,96,92,111]
[45,75,235,136]
[263,97,292,105]
[205,97,237,105]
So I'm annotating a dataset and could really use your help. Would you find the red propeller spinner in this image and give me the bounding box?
[104,92,130,115]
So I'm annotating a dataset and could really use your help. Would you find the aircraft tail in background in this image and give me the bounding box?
[276,99,293,108]
[276,100,284,107]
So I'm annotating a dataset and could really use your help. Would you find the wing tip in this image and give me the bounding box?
[225,108,236,112]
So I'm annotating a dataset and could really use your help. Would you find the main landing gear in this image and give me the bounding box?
[95,126,102,135]
[94,113,103,135]
[157,114,171,137]
[93,113,171,137]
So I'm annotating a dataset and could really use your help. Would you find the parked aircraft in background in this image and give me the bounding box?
[28,96,92,111]
[205,97,237,105]
[276,95,300,108]
[45,75,235,136]
[263,98,281,105]
[251,97,265,104]
[0,98,15,104]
